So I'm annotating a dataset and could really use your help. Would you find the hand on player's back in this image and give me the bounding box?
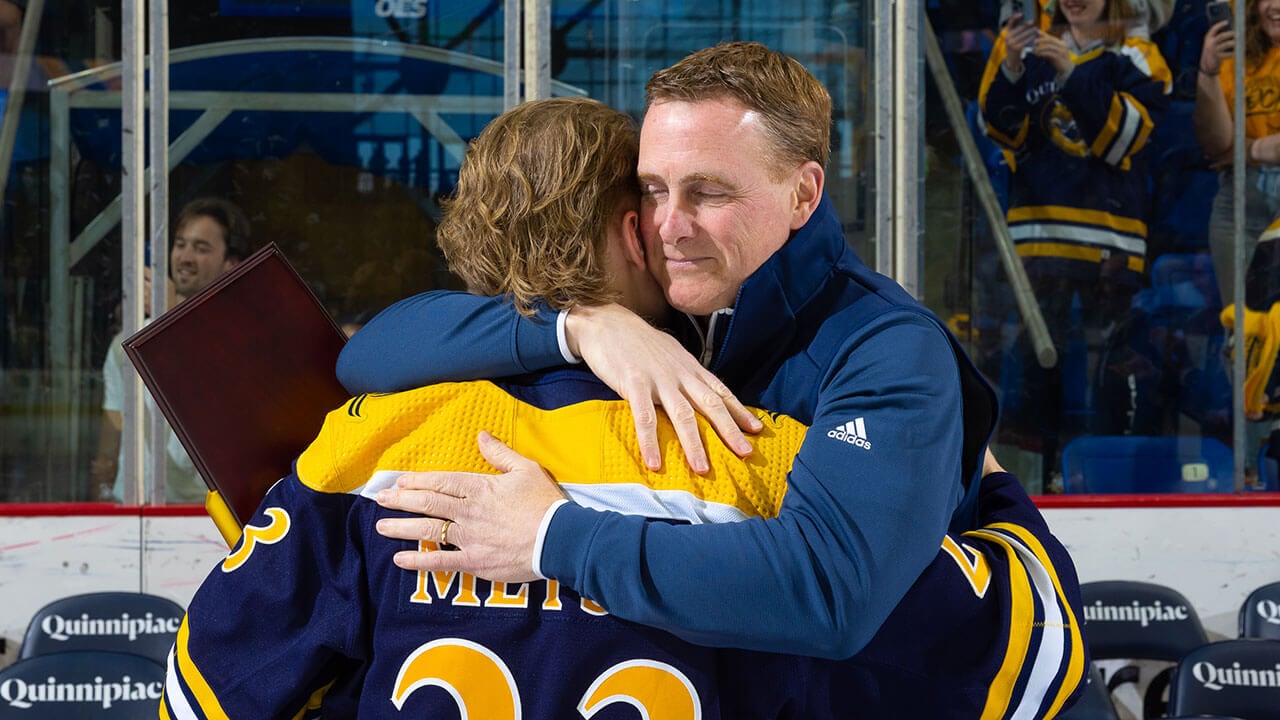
[374,431,565,582]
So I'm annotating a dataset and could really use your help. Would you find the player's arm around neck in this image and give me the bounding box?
[565,302,761,473]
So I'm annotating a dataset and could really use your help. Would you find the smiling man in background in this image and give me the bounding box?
[92,197,254,503]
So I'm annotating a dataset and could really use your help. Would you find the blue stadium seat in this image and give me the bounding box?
[1061,435,1234,493]
[1146,252,1221,323]
[19,592,185,663]
[1169,639,1280,719]
[1083,581,1209,662]
[0,650,164,718]
[1151,251,1218,289]
[1081,580,1210,718]
[1240,582,1280,640]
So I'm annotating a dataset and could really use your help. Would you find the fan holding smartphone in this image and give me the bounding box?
[1194,0,1280,472]
[979,0,1172,478]
[1021,0,1041,27]
[1206,0,1232,29]
[1194,0,1280,303]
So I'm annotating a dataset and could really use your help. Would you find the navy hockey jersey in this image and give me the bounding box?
[979,33,1171,286]
[162,378,805,719]
[162,374,1084,718]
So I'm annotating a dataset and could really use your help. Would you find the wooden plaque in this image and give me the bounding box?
[123,244,350,527]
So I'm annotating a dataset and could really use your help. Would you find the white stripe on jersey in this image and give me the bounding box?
[984,528,1070,720]
[355,470,754,524]
[1119,43,1154,81]
[165,647,200,720]
[354,471,405,499]
[1010,223,1146,254]
[560,482,752,524]
[1103,98,1142,166]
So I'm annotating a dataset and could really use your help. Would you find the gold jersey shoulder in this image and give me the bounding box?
[296,381,807,519]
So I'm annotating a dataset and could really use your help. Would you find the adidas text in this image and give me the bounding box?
[827,419,871,450]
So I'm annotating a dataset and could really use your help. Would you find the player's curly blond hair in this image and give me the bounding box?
[437,97,639,316]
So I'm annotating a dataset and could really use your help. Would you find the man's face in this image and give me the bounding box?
[637,97,804,316]
[170,215,235,298]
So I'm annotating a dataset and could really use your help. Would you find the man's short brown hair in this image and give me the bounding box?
[438,97,639,315]
[645,41,832,176]
[174,197,254,262]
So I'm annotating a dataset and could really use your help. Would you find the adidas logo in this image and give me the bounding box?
[827,418,871,450]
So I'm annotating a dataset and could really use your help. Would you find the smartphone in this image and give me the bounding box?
[1021,0,1039,25]
[1206,0,1232,30]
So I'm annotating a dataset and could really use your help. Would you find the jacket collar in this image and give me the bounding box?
[707,194,848,376]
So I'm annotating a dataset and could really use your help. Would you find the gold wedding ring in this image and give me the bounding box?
[439,519,452,547]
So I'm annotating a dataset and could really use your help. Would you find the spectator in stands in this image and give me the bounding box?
[92,197,254,503]
[1195,0,1280,474]
[998,0,1174,37]
[167,197,253,301]
[979,0,1171,486]
[1195,0,1280,304]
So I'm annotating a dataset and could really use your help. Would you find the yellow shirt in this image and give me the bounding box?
[1219,46,1280,141]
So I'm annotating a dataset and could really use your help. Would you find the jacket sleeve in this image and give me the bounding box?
[336,291,566,393]
[1058,40,1172,170]
[540,313,967,660]
[978,33,1032,150]
[160,478,369,719]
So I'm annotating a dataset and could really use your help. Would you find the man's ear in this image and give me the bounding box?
[617,209,647,270]
[789,161,825,230]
